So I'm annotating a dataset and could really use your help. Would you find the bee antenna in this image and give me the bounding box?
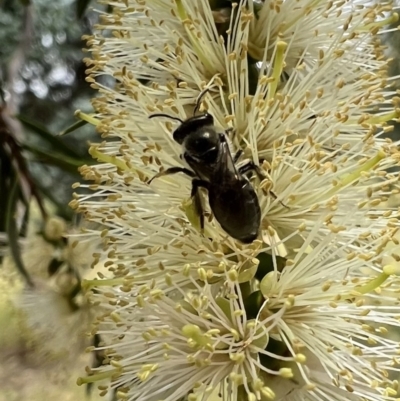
[149,113,184,123]
[193,88,210,116]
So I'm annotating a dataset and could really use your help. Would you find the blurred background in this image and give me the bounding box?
[1,0,400,400]
[0,0,105,399]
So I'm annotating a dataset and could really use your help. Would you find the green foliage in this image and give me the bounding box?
[76,0,92,19]
[59,119,88,136]
[0,109,95,283]
[17,114,84,159]
[5,176,34,287]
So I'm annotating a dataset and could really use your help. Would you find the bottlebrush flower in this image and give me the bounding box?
[74,1,400,401]
[2,216,99,361]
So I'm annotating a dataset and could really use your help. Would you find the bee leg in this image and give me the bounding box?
[238,160,265,180]
[223,127,238,148]
[191,179,209,234]
[233,149,243,164]
[148,166,196,184]
[262,186,289,209]
[193,88,210,115]
[194,192,205,234]
[225,127,235,137]
[219,131,242,163]
[239,161,289,209]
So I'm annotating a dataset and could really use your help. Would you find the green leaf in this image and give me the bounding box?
[247,319,269,349]
[215,297,233,322]
[248,60,260,96]
[259,338,289,372]
[19,204,30,238]
[5,175,34,287]
[16,114,82,159]
[35,180,74,221]
[260,272,278,297]
[59,119,88,136]
[0,144,12,233]
[238,263,258,283]
[22,143,92,175]
[76,0,91,18]
[255,252,287,281]
[243,291,263,319]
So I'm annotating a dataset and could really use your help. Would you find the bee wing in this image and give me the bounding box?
[218,140,240,177]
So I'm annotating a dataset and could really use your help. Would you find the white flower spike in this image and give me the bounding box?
[75,1,400,401]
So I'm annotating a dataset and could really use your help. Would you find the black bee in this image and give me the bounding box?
[148,91,264,243]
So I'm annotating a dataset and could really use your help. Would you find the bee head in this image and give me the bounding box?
[173,113,214,144]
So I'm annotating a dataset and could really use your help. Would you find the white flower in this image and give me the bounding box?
[2,216,100,362]
[81,223,400,401]
[75,1,400,401]
[0,270,98,401]
[76,0,400,254]
[3,216,98,280]
[18,279,95,361]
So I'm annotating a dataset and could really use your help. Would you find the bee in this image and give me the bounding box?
[148,91,265,243]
